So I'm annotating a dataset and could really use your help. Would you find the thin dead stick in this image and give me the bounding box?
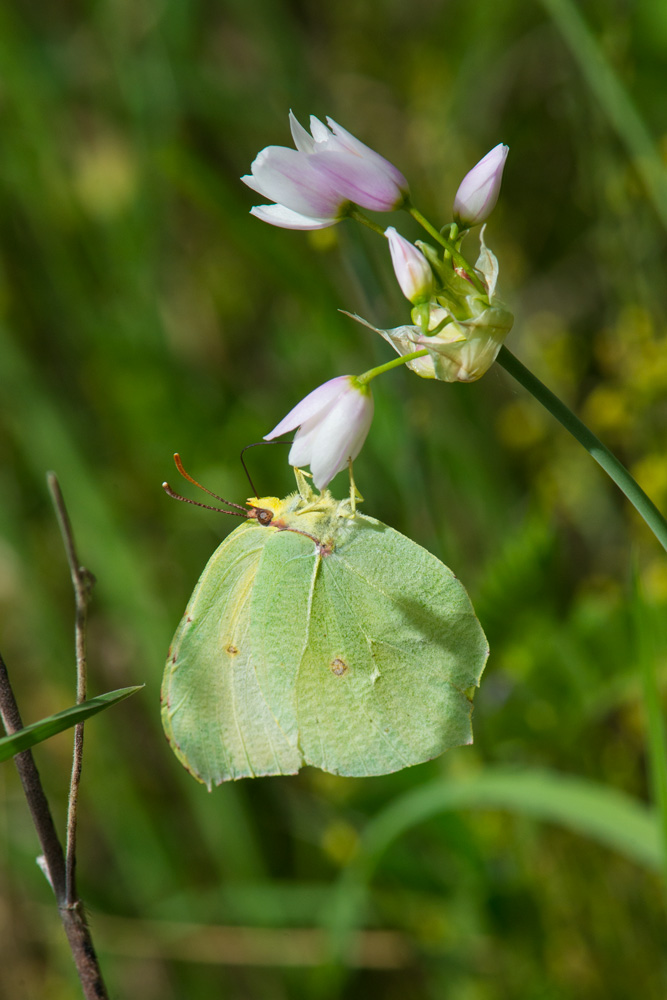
[0,650,109,998]
[0,651,67,900]
[0,472,109,998]
[46,472,96,907]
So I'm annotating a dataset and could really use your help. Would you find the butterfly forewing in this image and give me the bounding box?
[161,523,301,787]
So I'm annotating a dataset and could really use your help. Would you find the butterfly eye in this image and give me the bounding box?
[255,508,274,526]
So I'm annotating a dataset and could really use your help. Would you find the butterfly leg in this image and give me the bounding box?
[347,459,364,515]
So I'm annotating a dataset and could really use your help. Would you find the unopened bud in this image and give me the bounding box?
[453,144,508,228]
[386,227,434,304]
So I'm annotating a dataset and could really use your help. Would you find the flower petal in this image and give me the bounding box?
[309,388,374,489]
[249,204,337,230]
[308,116,332,145]
[287,416,324,467]
[289,110,316,154]
[310,151,405,212]
[243,146,345,218]
[264,376,351,440]
[325,117,409,191]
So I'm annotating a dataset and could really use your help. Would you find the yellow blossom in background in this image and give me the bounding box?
[642,559,667,603]
[71,132,138,219]
[496,398,548,449]
[321,820,359,866]
[582,385,632,436]
[631,453,667,512]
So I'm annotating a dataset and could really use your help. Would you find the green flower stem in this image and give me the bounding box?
[497,346,667,553]
[500,344,667,884]
[348,207,387,237]
[408,205,487,295]
[356,350,429,386]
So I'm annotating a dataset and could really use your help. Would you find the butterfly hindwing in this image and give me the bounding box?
[249,513,488,777]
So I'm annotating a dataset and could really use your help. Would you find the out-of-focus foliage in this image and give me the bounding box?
[0,0,666,997]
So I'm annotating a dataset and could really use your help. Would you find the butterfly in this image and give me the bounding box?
[161,457,488,787]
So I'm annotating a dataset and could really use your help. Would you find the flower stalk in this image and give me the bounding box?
[497,346,667,554]
[356,350,430,386]
[407,205,487,295]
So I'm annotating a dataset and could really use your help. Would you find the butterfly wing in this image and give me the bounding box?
[161,522,302,788]
[251,514,488,777]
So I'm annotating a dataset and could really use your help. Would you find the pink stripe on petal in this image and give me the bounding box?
[310,153,405,212]
[326,118,408,190]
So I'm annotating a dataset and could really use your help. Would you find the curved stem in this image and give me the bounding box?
[47,473,95,907]
[497,346,667,553]
[348,207,387,237]
[408,205,487,295]
[356,350,429,386]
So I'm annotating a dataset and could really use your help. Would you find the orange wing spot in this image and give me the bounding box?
[330,657,349,677]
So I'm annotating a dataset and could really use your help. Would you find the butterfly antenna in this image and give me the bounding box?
[165,454,248,514]
[161,482,247,517]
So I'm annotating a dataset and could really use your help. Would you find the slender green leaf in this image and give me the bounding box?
[632,566,667,885]
[541,0,667,231]
[328,767,661,959]
[0,686,143,762]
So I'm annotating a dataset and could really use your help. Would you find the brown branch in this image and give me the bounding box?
[0,651,67,900]
[0,474,110,998]
[46,472,96,906]
[0,651,108,996]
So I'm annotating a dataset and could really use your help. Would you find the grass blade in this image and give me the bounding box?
[541,0,667,231]
[0,686,143,762]
[328,767,660,961]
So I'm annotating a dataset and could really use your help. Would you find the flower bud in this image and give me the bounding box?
[264,376,374,489]
[348,229,514,382]
[453,143,508,228]
[385,227,434,305]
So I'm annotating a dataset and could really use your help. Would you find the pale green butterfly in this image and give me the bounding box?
[161,457,488,788]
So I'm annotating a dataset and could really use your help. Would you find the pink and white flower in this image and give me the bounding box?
[242,112,409,230]
[264,375,374,488]
[453,143,509,228]
[385,227,434,304]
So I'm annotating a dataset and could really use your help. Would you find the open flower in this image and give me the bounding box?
[242,112,409,230]
[264,375,374,489]
[453,143,509,228]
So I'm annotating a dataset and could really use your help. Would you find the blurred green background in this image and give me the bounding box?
[1,0,667,996]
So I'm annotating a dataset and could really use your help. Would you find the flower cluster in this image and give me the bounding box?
[244,113,512,487]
